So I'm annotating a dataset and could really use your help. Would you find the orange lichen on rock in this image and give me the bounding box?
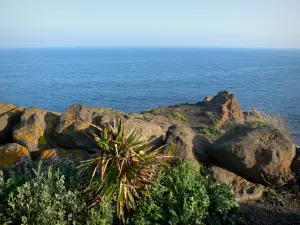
[40,148,89,161]
[0,143,30,167]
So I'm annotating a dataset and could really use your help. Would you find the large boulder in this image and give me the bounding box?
[208,90,244,128]
[208,165,264,202]
[0,143,30,167]
[40,148,90,162]
[55,104,127,149]
[165,124,211,165]
[0,105,24,144]
[13,107,60,152]
[0,103,16,114]
[209,127,295,186]
[55,104,164,149]
[124,118,164,146]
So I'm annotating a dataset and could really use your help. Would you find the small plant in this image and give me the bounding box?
[196,124,224,140]
[80,119,169,223]
[171,112,188,122]
[263,187,285,207]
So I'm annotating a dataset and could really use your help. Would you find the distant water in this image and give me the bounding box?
[0,47,300,144]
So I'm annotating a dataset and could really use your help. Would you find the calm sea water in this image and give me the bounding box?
[0,47,300,143]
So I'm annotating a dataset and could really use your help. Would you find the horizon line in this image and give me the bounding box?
[1,45,300,51]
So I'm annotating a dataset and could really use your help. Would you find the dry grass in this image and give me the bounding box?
[224,113,292,137]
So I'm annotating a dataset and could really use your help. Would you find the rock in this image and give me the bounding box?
[208,165,264,202]
[0,143,30,167]
[0,103,16,114]
[40,148,90,162]
[210,127,295,186]
[0,106,24,144]
[165,124,211,165]
[208,90,244,128]
[55,104,128,149]
[243,108,263,120]
[124,118,164,146]
[55,104,165,149]
[291,146,300,177]
[13,107,60,152]
[203,96,212,102]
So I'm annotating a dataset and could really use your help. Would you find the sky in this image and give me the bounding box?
[0,0,300,48]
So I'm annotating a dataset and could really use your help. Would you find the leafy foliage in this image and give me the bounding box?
[80,119,169,222]
[128,161,240,225]
[0,162,113,225]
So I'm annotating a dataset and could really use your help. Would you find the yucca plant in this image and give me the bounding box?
[80,119,169,223]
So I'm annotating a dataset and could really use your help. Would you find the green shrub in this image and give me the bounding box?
[128,161,240,225]
[171,112,188,122]
[207,184,240,225]
[0,162,114,225]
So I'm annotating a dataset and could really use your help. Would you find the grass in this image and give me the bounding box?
[171,112,188,123]
[195,124,224,141]
[224,113,291,137]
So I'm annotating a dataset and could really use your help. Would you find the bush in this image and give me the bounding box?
[128,161,240,225]
[0,162,114,225]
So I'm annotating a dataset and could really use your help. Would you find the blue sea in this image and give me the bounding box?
[0,47,300,143]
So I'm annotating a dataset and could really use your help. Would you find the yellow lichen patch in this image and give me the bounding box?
[40,149,86,161]
[281,159,291,175]
[40,149,58,159]
[38,135,47,145]
[0,144,29,166]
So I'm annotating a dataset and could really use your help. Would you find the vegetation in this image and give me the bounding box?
[0,120,243,224]
[0,162,113,225]
[0,160,242,225]
[127,161,242,225]
[224,114,291,136]
[196,124,224,141]
[171,112,188,122]
[80,119,169,223]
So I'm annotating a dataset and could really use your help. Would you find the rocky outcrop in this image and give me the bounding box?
[40,148,90,161]
[165,124,211,165]
[208,165,264,202]
[208,90,244,128]
[13,107,60,152]
[0,105,24,144]
[210,127,295,186]
[0,143,30,167]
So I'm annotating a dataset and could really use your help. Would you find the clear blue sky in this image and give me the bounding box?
[1,0,300,48]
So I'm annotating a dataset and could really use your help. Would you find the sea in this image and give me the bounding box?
[0,47,299,144]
